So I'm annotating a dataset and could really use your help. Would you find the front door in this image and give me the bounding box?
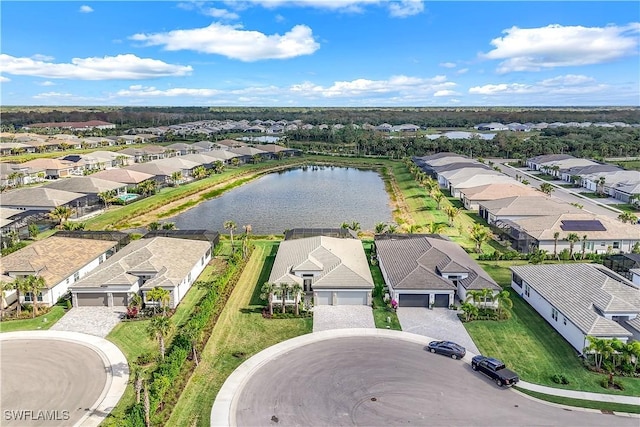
[303,275,313,292]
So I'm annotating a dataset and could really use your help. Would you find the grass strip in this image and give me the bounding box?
[516,388,640,414]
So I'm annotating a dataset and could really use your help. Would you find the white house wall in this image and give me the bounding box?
[173,247,211,308]
[511,277,587,353]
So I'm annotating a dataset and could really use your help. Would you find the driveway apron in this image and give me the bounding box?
[397,307,480,354]
[50,307,125,338]
[312,305,375,332]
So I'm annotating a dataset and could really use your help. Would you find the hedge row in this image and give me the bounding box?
[123,246,253,427]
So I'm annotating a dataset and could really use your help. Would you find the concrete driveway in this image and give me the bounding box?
[50,307,125,338]
[312,305,375,332]
[397,307,480,354]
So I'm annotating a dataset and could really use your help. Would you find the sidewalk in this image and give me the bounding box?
[517,380,640,406]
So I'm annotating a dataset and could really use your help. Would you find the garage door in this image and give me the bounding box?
[434,294,450,308]
[315,291,332,305]
[335,291,367,305]
[399,294,429,307]
[112,293,128,306]
[76,293,107,306]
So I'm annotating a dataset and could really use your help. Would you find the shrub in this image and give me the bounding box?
[558,248,571,261]
[551,374,569,385]
[65,300,72,310]
[137,352,156,366]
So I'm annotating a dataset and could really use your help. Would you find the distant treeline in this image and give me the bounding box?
[1,106,639,129]
[285,126,640,160]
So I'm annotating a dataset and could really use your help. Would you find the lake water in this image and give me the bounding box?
[171,166,393,235]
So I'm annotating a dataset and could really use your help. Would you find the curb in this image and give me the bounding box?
[0,331,129,427]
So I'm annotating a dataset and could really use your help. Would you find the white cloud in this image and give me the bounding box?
[433,90,459,97]
[388,0,424,17]
[79,5,93,13]
[439,62,456,68]
[456,68,469,75]
[469,74,608,96]
[204,7,239,20]
[0,54,193,80]
[39,80,55,86]
[253,1,424,17]
[31,54,54,61]
[482,23,640,73]
[33,91,75,98]
[117,85,222,97]
[130,23,319,61]
[0,75,10,83]
[289,74,454,98]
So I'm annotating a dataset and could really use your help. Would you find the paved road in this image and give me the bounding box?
[499,163,621,218]
[233,337,636,426]
[0,339,107,427]
[397,307,480,354]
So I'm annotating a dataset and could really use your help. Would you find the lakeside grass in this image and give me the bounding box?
[167,241,312,427]
[0,305,66,332]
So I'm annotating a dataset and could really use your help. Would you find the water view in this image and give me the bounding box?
[171,166,393,235]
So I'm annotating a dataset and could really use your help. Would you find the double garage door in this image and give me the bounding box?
[315,291,368,305]
[75,293,128,307]
[399,293,450,308]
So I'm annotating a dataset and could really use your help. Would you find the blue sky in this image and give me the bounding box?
[1,1,638,107]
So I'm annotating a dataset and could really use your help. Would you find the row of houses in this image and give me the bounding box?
[0,230,217,310]
[475,122,640,132]
[414,152,640,254]
[527,154,640,204]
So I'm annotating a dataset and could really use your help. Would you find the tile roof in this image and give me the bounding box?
[268,236,373,289]
[43,176,125,194]
[91,168,154,184]
[70,237,210,289]
[480,196,582,217]
[461,184,539,201]
[0,237,117,289]
[512,213,640,240]
[375,235,500,292]
[1,187,85,208]
[511,264,639,337]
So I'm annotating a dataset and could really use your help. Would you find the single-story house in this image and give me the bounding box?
[479,196,582,226]
[119,145,170,162]
[1,187,87,212]
[124,162,182,185]
[510,263,640,352]
[449,174,519,198]
[500,213,640,254]
[228,146,270,162]
[460,183,539,211]
[375,234,501,308]
[526,154,575,171]
[0,236,118,307]
[165,142,205,155]
[0,162,44,187]
[20,158,79,179]
[43,176,127,198]
[69,237,212,308]
[90,168,155,190]
[268,236,374,306]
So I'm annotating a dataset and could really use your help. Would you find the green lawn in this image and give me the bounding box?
[167,241,313,427]
[363,240,401,330]
[516,389,640,414]
[467,261,640,396]
[0,305,66,332]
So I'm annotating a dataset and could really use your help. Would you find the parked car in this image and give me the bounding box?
[426,340,466,359]
[471,355,519,387]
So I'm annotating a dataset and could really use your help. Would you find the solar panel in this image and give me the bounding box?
[560,220,606,231]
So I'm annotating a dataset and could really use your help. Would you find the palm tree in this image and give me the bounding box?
[581,235,588,259]
[432,190,445,210]
[130,363,145,404]
[279,283,291,313]
[161,222,176,230]
[231,157,240,167]
[128,292,142,309]
[618,211,638,224]
[627,340,640,371]
[1,280,13,319]
[98,190,115,209]
[170,171,183,186]
[182,324,201,366]
[425,222,446,234]
[386,224,398,234]
[564,233,580,258]
[495,290,513,318]
[552,231,560,258]
[273,285,285,314]
[147,315,172,360]
[147,221,161,231]
[444,205,459,226]
[260,282,275,316]
[350,221,361,232]
[146,287,170,316]
[25,275,46,318]
[10,277,31,317]
[48,205,74,227]
[460,302,478,322]
[584,336,609,371]
[597,176,606,196]
[28,223,39,239]
[404,223,422,234]
[291,283,303,316]
[469,224,491,253]
[137,179,157,196]
[251,154,262,164]
[465,290,483,307]
[539,182,554,196]
[340,221,350,230]
[224,220,237,251]
[192,166,207,180]
[421,177,438,194]
[374,222,387,234]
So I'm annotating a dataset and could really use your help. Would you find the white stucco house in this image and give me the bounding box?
[0,236,118,307]
[375,234,501,308]
[510,263,640,353]
[268,235,374,306]
[70,237,212,308]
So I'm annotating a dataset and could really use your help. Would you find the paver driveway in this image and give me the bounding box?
[312,305,375,332]
[397,307,480,354]
[50,307,125,338]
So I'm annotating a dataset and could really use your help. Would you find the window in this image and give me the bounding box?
[563,317,567,325]
[612,242,620,249]
[24,292,43,302]
[513,273,523,287]
[73,272,80,282]
[99,254,105,264]
[524,284,530,297]
[552,308,558,321]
